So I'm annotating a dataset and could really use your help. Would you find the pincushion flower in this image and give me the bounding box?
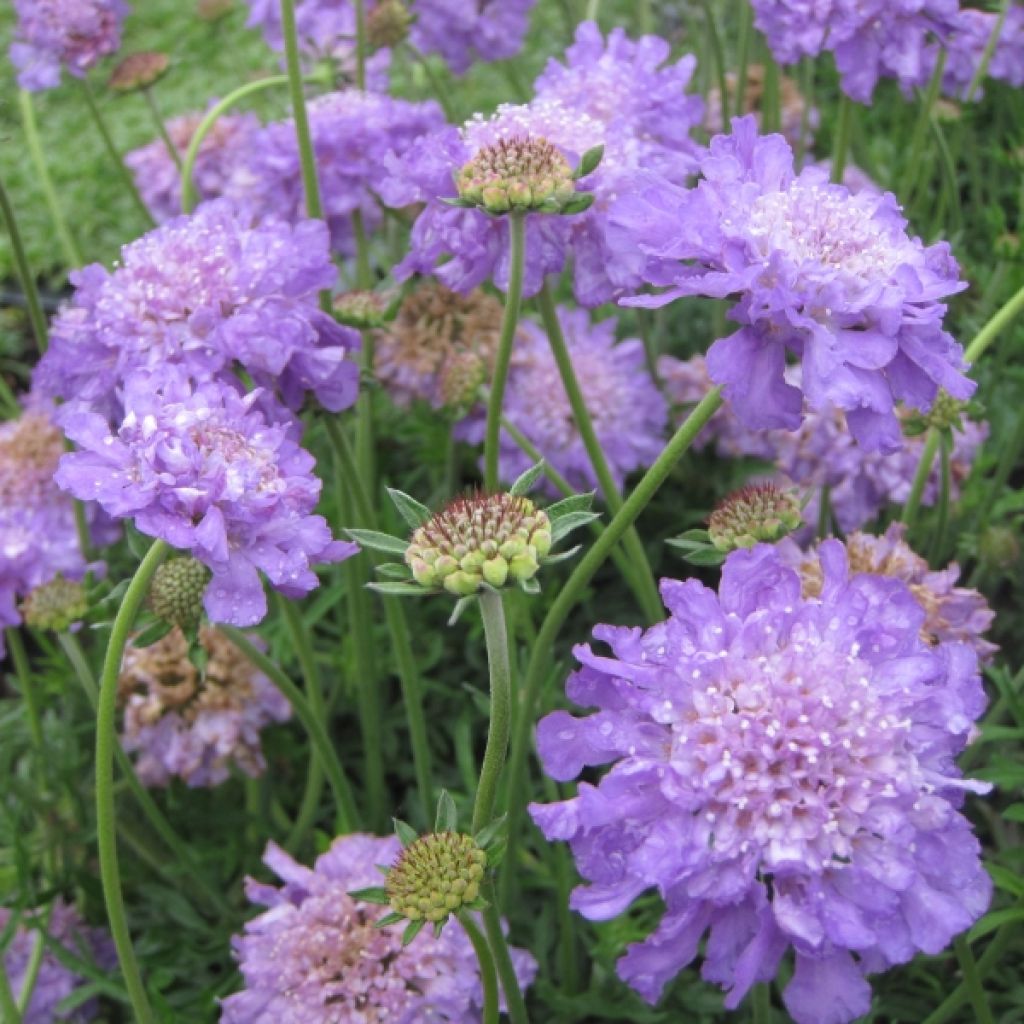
[408,0,536,73]
[119,626,291,787]
[0,899,115,1024]
[221,834,537,1022]
[126,110,260,222]
[530,544,991,1024]
[10,0,128,92]
[34,200,359,422]
[941,5,1024,96]
[227,90,445,258]
[54,369,355,626]
[614,117,974,451]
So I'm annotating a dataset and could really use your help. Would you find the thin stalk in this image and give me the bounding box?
[459,912,499,1024]
[752,982,772,1023]
[0,967,21,1024]
[404,44,455,120]
[537,282,663,623]
[964,0,1012,102]
[353,0,367,89]
[901,429,939,528]
[141,87,182,171]
[899,50,947,203]
[481,894,528,1024]
[18,91,82,267]
[500,388,724,905]
[922,925,1018,1024]
[180,75,289,212]
[929,432,952,562]
[817,484,832,539]
[78,79,154,227]
[351,210,377,503]
[0,172,48,353]
[16,906,53,1014]
[830,92,853,183]
[698,0,730,129]
[796,58,814,166]
[485,212,526,491]
[7,629,44,756]
[964,281,1024,363]
[96,539,169,1024]
[953,935,995,1024]
[761,53,781,134]
[221,626,359,830]
[735,1,753,118]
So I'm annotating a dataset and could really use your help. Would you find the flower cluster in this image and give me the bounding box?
[35,200,360,421]
[55,369,355,625]
[10,0,128,91]
[616,117,974,451]
[383,21,704,306]
[0,407,90,655]
[126,109,261,222]
[942,5,1024,96]
[0,899,114,1024]
[119,626,290,787]
[531,544,991,1024]
[221,834,536,1022]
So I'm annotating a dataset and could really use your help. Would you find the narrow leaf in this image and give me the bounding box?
[509,460,545,496]
[366,582,425,597]
[541,545,581,565]
[132,619,174,648]
[344,529,409,556]
[474,814,507,849]
[434,790,458,832]
[518,577,541,595]
[348,886,390,905]
[402,919,427,946]
[394,818,419,848]
[375,911,404,929]
[374,562,413,581]
[572,144,604,179]
[560,192,595,215]
[545,492,596,521]
[447,596,474,627]
[551,511,601,542]
[386,487,432,529]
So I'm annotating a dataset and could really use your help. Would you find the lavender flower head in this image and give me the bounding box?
[780,523,997,663]
[126,110,261,223]
[941,4,1024,96]
[10,0,128,91]
[409,0,537,73]
[384,24,704,307]
[221,834,537,1022]
[531,544,991,1023]
[0,899,114,1023]
[227,90,444,258]
[55,369,355,626]
[464,307,666,495]
[35,200,359,421]
[614,117,974,451]
[119,626,290,787]
[0,407,89,656]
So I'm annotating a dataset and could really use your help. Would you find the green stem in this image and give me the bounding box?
[481,895,529,1024]
[698,0,730,129]
[472,589,512,835]
[0,172,48,353]
[752,982,772,1023]
[899,50,946,203]
[953,935,995,1024]
[180,75,289,213]
[537,281,663,623]
[816,484,832,539]
[964,0,1012,102]
[459,913,499,1024]
[351,211,377,503]
[964,281,1024,363]
[141,87,182,171]
[485,212,526,491]
[0,966,21,1024]
[7,629,44,757]
[16,906,52,1014]
[18,90,82,268]
[96,539,169,1024]
[761,53,781,134]
[922,925,1018,1024]
[500,388,724,905]
[353,0,367,89]
[929,432,952,561]
[735,0,752,118]
[78,79,154,227]
[901,429,940,529]
[404,43,456,120]
[221,625,359,831]
[830,92,853,183]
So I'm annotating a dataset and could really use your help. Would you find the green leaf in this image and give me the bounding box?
[366,582,425,597]
[560,192,595,215]
[347,886,390,905]
[433,921,446,938]
[131,619,174,648]
[474,814,507,849]
[551,511,601,543]
[518,577,541,595]
[681,548,727,567]
[386,487,432,530]
[375,911,405,929]
[344,529,409,556]
[1002,803,1024,823]
[541,545,581,565]
[402,918,427,946]
[545,492,596,521]
[509,460,545,496]
[440,196,477,208]
[394,818,419,848]
[968,905,1024,942]
[447,596,474,627]
[572,144,604,179]
[434,790,458,832]
[375,562,413,581]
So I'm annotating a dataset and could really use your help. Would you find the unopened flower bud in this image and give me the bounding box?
[367,0,413,49]
[108,51,169,92]
[149,557,210,630]
[439,350,487,414]
[708,484,802,551]
[978,526,1020,570]
[457,135,576,215]
[334,290,389,329]
[922,391,968,432]
[386,832,487,923]
[20,576,88,632]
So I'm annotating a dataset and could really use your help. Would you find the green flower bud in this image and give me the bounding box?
[456,136,578,215]
[333,290,389,329]
[386,832,487,925]
[149,557,211,631]
[366,0,412,48]
[19,576,88,632]
[708,484,803,552]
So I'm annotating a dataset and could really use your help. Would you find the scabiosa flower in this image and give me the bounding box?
[0,407,89,656]
[0,899,114,1024]
[941,4,1024,96]
[118,626,290,787]
[220,834,537,1022]
[10,0,128,92]
[781,523,997,663]
[614,117,974,451]
[374,281,502,410]
[35,200,359,422]
[530,544,991,1024]
[466,308,666,494]
[125,109,260,222]
[409,0,536,73]
[708,483,803,551]
[227,90,444,258]
[55,369,356,626]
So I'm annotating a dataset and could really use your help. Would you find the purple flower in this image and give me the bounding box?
[0,899,115,1024]
[54,369,355,626]
[779,523,997,663]
[462,307,666,495]
[126,109,261,223]
[34,201,360,421]
[10,0,128,91]
[221,834,537,1022]
[0,406,91,657]
[227,90,445,258]
[120,626,291,787]
[614,117,974,451]
[530,544,991,1024]
[942,5,1024,96]
[410,0,536,74]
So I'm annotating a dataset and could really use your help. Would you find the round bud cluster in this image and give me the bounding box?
[367,0,413,49]
[197,0,233,21]
[457,136,575,215]
[438,349,488,414]
[108,51,169,92]
[922,391,968,432]
[334,290,388,329]
[149,557,211,630]
[406,493,551,595]
[386,832,487,923]
[20,576,88,632]
[978,525,1020,570]
[708,483,802,551]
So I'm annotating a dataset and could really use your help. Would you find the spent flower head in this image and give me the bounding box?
[107,50,169,91]
[20,576,89,633]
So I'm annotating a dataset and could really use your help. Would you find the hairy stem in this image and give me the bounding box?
[459,912,499,1024]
